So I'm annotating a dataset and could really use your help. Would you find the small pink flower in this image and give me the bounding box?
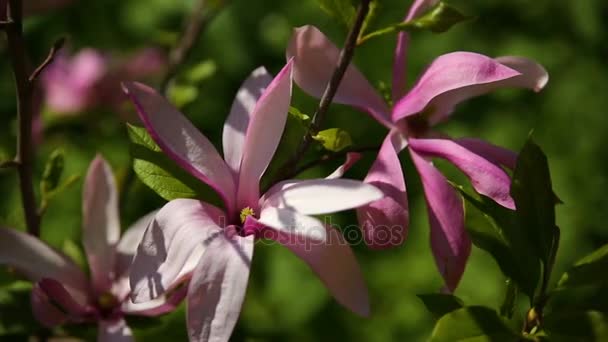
[287,0,548,291]
[122,60,383,341]
[0,156,182,341]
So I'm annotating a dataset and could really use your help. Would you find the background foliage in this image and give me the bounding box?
[0,0,607,340]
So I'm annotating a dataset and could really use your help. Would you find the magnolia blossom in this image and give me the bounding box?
[287,0,548,291]
[0,156,182,341]
[41,48,166,115]
[122,60,383,341]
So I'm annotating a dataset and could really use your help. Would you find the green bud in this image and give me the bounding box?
[312,128,353,152]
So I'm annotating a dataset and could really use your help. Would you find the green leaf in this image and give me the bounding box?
[185,60,217,84]
[417,293,464,319]
[544,311,608,341]
[40,149,65,197]
[316,0,356,28]
[360,0,380,38]
[288,106,311,126]
[408,2,470,33]
[430,306,518,342]
[511,139,560,266]
[547,284,608,314]
[127,124,210,201]
[168,83,199,108]
[456,185,540,302]
[312,128,353,152]
[557,243,608,288]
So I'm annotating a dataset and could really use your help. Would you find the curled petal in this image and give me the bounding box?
[409,149,471,292]
[393,52,525,124]
[409,138,514,209]
[37,278,91,317]
[326,152,362,179]
[237,60,293,209]
[122,283,187,317]
[223,66,274,175]
[129,200,225,303]
[187,234,254,342]
[494,56,548,92]
[262,178,383,216]
[122,82,236,211]
[287,25,391,127]
[31,285,68,328]
[453,138,517,170]
[82,155,120,294]
[357,130,409,249]
[0,227,88,304]
[98,319,134,342]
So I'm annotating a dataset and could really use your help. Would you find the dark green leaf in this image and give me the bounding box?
[456,185,540,302]
[511,139,560,266]
[40,149,65,197]
[417,293,464,319]
[557,243,608,288]
[547,284,608,314]
[430,306,518,342]
[315,0,356,28]
[544,311,608,341]
[127,124,211,201]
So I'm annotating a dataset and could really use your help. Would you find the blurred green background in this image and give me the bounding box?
[1,0,607,340]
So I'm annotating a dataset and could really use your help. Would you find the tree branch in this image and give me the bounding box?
[29,37,66,82]
[3,0,40,236]
[273,0,372,183]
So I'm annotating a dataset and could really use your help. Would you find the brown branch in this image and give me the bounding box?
[29,37,66,82]
[273,0,372,183]
[3,0,40,236]
[160,0,225,94]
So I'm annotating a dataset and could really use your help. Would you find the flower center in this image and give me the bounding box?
[97,292,118,310]
[239,207,255,223]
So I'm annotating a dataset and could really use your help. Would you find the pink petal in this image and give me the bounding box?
[409,138,514,209]
[453,138,517,170]
[257,207,327,242]
[287,25,392,127]
[0,227,89,304]
[326,152,362,179]
[129,200,225,303]
[122,82,236,212]
[122,283,187,317]
[494,56,549,92]
[187,234,254,342]
[37,278,90,316]
[275,224,370,316]
[357,130,409,249]
[392,52,523,124]
[392,0,439,101]
[31,285,68,327]
[236,61,293,209]
[98,319,134,342]
[261,178,383,215]
[409,149,471,292]
[222,67,273,175]
[82,155,121,294]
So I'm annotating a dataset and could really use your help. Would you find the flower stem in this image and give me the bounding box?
[3,0,40,236]
[273,0,372,183]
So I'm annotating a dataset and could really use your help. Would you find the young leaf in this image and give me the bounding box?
[417,293,464,319]
[511,139,560,266]
[288,106,311,126]
[127,124,210,201]
[430,306,518,342]
[312,128,353,152]
[40,149,65,197]
[168,83,199,108]
[315,0,356,28]
[408,2,470,33]
[557,243,608,288]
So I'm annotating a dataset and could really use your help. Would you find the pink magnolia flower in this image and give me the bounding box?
[122,60,383,341]
[41,48,166,115]
[287,0,548,291]
[0,156,183,341]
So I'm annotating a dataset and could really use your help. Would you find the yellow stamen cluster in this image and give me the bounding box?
[240,207,255,223]
[97,292,118,309]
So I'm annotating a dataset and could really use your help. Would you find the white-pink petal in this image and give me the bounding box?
[258,207,327,242]
[236,60,293,209]
[129,199,224,303]
[187,234,254,342]
[98,319,134,342]
[122,82,236,210]
[494,56,548,92]
[262,178,383,215]
[82,155,121,294]
[222,67,273,175]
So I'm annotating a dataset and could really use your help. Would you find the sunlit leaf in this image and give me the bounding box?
[430,306,518,342]
[558,243,608,288]
[316,0,356,28]
[408,2,470,33]
[312,128,353,152]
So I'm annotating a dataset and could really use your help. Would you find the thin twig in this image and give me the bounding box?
[160,0,225,94]
[29,37,66,82]
[3,0,40,236]
[291,145,379,179]
[273,0,372,183]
